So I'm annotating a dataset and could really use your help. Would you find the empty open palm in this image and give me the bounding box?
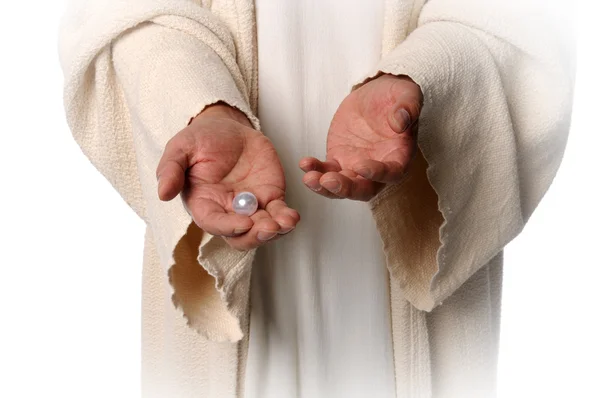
[300,74,422,201]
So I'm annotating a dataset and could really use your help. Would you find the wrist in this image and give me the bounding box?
[191,101,254,129]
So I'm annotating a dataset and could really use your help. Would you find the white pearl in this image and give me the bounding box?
[232,192,258,216]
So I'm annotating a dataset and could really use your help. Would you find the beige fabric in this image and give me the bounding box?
[59,0,574,396]
[58,0,260,341]
[141,224,243,397]
[362,0,575,311]
[59,2,260,395]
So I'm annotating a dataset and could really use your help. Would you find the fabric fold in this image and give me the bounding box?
[59,4,258,342]
[358,0,575,312]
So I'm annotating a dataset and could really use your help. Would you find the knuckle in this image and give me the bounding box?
[289,210,300,221]
[164,136,179,152]
[165,132,195,156]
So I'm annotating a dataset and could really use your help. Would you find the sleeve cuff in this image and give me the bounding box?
[112,20,258,340]
[168,223,256,342]
[359,22,525,310]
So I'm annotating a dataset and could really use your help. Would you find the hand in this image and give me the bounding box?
[156,104,300,250]
[299,74,422,201]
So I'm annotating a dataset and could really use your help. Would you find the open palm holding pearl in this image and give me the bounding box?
[299,74,423,201]
[156,103,300,251]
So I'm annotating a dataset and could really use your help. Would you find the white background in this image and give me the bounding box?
[0,1,598,397]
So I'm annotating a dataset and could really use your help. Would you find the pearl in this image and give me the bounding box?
[232,191,258,216]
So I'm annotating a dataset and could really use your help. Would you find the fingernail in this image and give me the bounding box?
[257,231,278,241]
[305,179,321,192]
[396,108,411,132]
[356,168,373,179]
[234,226,252,235]
[278,226,295,235]
[321,179,341,193]
[157,177,166,198]
[300,161,315,171]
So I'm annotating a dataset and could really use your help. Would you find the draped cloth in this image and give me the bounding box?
[58,0,575,396]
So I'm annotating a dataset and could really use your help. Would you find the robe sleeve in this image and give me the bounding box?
[58,0,259,342]
[357,0,576,311]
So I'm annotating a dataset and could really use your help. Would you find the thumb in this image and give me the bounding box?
[387,87,422,134]
[156,138,191,201]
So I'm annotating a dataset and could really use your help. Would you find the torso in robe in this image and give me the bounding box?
[245,1,396,397]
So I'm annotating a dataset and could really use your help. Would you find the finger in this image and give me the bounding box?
[388,85,423,135]
[156,137,192,201]
[225,210,281,250]
[302,171,341,199]
[265,200,301,234]
[351,159,407,183]
[298,157,341,173]
[319,171,381,201]
[241,185,286,211]
[190,198,254,236]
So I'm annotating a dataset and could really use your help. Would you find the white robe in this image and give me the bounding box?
[245,1,395,397]
[59,0,575,396]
